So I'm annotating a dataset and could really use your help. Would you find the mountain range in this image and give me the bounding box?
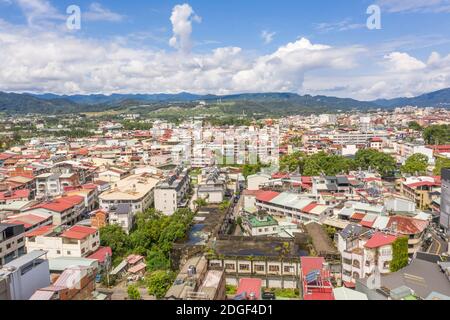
[0,88,449,115]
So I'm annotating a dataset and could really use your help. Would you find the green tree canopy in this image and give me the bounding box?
[279,151,307,172]
[390,237,409,272]
[408,121,422,131]
[423,124,450,145]
[434,157,450,175]
[401,154,429,175]
[146,270,176,299]
[127,285,141,300]
[303,152,354,176]
[99,224,130,260]
[354,149,397,175]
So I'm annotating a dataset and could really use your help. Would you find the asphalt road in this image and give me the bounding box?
[427,230,449,255]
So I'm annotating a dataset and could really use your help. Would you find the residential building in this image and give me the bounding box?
[25,225,100,259]
[0,250,50,300]
[242,213,279,237]
[0,223,25,266]
[35,173,62,199]
[154,167,190,215]
[99,173,159,216]
[441,169,450,234]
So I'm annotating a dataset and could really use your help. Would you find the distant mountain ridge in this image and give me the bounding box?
[0,88,449,114]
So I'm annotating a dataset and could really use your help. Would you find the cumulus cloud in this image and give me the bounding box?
[261,30,276,44]
[383,52,426,72]
[0,1,449,101]
[169,3,201,54]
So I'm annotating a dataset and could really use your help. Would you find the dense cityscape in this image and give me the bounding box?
[0,0,450,308]
[0,105,449,301]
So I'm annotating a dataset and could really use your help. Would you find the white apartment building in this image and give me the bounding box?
[154,167,190,216]
[337,224,397,285]
[328,131,389,145]
[25,225,100,259]
[99,173,160,216]
[0,250,50,300]
[35,173,62,199]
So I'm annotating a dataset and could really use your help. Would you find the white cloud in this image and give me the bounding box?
[0,1,449,101]
[83,2,124,22]
[14,0,64,26]
[377,0,450,13]
[169,3,201,54]
[314,19,366,33]
[261,30,276,44]
[383,52,426,72]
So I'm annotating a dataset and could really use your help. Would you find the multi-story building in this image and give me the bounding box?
[255,191,333,224]
[24,195,86,226]
[399,176,441,210]
[440,169,450,235]
[25,225,100,259]
[35,173,62,199]
[99,173,159,215]
[242,213,279,237]
[0,250,50,300]
[154,167,190,215]
[337,224,397,285]
[0,223,25,266]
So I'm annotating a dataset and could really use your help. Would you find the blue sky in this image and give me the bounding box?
[0,0,450,99]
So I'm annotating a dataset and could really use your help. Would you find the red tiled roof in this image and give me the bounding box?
[0,189,30,200]
[0,153,14,160]
[360,220,375,228]
[387,216,428,235]
[302,203,318,213]
[406,181,440,188]
[272,172,290,179]
[351,213,366,221]
[25,225,55,237]
[236,278,262,300]
[301,257,326,275]
[87,246,112,263]
[364,232,397,249]
[256,191,280,203]
[60,225,97,240]
[32,195,84,213]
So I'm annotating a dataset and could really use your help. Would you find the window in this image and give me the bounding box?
[56,250,61,254]
[67,251,71,255]
[17,238,23,243]
[225,264,235,271]
[269,265,280,272]
[6,243,11,249]
[254,265,265,272]
[284,266,294,273]
[239,264,250,271]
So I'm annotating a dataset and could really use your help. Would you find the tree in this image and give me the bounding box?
[354,149,396,175]
[408,121,422,131]
[146,270,176,299]
[434,157,450,175]
[219,200,231,212]
[279,151,306,172]
[127,285,141,300]
[423,124,450,145]
[194,198,207,207]
[303,152,353,176]
[146,250,170,272]
[401,154,429,175]
[99,224,130,260]
[390,237,409,272]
